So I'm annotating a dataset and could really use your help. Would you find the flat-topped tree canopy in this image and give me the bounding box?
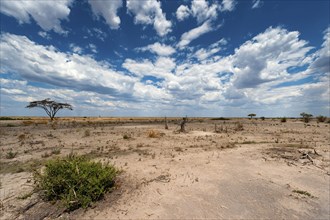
[26,98,73,120]
[248,113,256,119]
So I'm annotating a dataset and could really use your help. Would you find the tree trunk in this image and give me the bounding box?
[180,117,187,132]
[165,117,168,129]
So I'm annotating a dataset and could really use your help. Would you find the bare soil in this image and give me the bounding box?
[0,117,329,219]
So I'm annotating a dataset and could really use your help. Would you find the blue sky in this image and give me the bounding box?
[0,0,329,117]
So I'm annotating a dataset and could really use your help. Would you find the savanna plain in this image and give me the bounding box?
[0,117,329,219]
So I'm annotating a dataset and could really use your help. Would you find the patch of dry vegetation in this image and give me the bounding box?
[147,130,160,138]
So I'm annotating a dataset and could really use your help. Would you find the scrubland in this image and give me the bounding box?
[0,117,329,219]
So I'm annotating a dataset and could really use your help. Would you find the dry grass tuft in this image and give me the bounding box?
[84,129,91,137]
[34,120,48,125]
[147,130,160,138]
[234,122,244,131]
[18,134,26,142]
[22,121,34,126]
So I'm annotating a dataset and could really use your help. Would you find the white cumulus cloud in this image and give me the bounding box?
[176,5,190,21]
[231,27,313,88]
[219,0,237,12]
[176,0,219,23]
[88,0,123,29]
[177,21,214,49]
[309,27,330,74]
[123,57,176,80]
[0,0,73,34]
[0,33,135,97]
[138,42,175,56]
[194,38,227,61]
[127,0,172,36]
[191,0,218,23]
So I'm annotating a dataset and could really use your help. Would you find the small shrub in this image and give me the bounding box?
[123,134,130,139]
[147,130,160,138]
[6,151,18,159]
[34,154,117,211]
[84,129,91,137]
[51,148,61,155]
[260,117,265,120]
[281,117,287,123]
[292,189,312,197]
[234,122,244,131]
[174,147,183,152]
[136,143,144,148]
[211,117,230,121]
[18,134,26,141]
[22,121,34,126]
[316,115,327,123]
[214,124,227,133]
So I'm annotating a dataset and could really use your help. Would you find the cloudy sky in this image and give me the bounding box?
[0,0,329,117]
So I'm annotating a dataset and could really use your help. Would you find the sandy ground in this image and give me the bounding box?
[0,117,329,219]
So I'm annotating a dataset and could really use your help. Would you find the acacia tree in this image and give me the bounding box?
[26,98,73,121]
[248,113,256,119]
[300,112,313,123]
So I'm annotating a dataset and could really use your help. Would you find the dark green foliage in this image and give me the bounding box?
[6,151,18,159]
[34,154,117,211]
[260,117,265,120]
[210,117,230,120]
[0,117,15,120]
[248,113,256,119]
[281,117,287,123]
[300,112,313,123]
[292,189,312,197]
[0,117,31,120]
[26,98,73,121]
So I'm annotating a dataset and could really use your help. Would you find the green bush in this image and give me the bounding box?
[0,117,15,120]
[316,115,327,123]
[123,134,130,139]
[6,151,18,159]
[34,154,117,211]
[210,117,230,120]
[281,117,287,123]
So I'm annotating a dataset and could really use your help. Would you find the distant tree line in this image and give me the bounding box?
[25,98,328,124]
